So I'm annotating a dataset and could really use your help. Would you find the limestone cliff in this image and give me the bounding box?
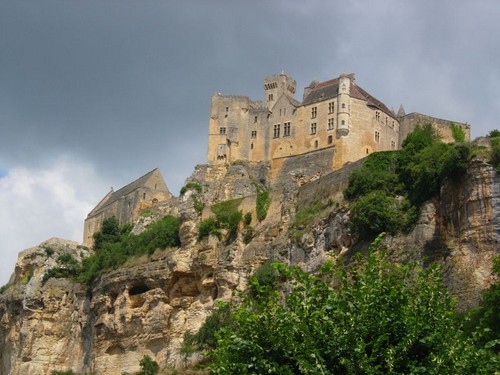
[0,157,498,374]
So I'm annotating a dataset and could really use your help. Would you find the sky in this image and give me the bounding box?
[1,0,499,284]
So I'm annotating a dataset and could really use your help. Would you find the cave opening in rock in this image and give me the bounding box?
[129,284,150,296]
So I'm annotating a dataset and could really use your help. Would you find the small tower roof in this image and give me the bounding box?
[397,104,406,117]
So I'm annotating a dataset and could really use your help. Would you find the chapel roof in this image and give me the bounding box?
[87,168,165,217]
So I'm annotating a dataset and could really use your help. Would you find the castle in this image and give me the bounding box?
[84,72,470,244]
[207,72,470,181]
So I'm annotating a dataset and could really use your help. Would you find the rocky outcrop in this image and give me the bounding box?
[0,157,497,374]
[0,239,90,375]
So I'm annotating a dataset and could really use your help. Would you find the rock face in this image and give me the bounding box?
[0,239,90,375]
[0,158,498,374]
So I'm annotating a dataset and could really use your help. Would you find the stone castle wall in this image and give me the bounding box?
[207,73,402,182]
[399,112,470,146]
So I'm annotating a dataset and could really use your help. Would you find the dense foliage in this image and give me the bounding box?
[137,355,159,375]
[203,238,498,374]
[489,129,500,171]
[198,198,243,243]
[461,256,500,353]
[256,190,271,222]
[349,191,416,238]
[42,215,180,285]
[345,124,471,238]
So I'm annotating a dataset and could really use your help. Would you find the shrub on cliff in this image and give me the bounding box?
[349,191,416,239]
[207,237,498,374]
[68,215,180,284]
[345,124,471,239]
[137,355,159,375]
[198,198,243,244]
[489,129,500,171]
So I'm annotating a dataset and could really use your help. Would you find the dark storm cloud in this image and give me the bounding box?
[1,0,499,283]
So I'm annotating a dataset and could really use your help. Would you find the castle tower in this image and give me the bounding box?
[336,73,352,136]
[264,72,296,110]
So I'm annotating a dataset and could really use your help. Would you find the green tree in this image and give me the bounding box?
[451,122,466,142]
[344,151,402,199]
[93,216,122,251]
[138,355,159,375]
[489,130,500,171]
[462,256,500,352]
[349,190,415,239]
[208,238,498,374]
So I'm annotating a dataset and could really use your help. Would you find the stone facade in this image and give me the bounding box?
[398,111,470,146]
[83,169,172,246]
[207,72,470,183]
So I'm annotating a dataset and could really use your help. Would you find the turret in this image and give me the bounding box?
[336,73,353,136]
[264,72,296,110]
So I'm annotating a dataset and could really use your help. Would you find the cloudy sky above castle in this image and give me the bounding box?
[0,0,499,284]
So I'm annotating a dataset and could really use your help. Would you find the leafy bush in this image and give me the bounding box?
[138,355,159,375]
[461,256,500,352]
[256,190,271,222]
[243,212,252,226]
[401,123,437,150]
[44,246,55,257]
[198,217,221,241]
[198,198,243,243]
[451,122,466,142]
[349,191,415,239]
[180,181,203,195]
[249,260,280,298]
[399,141,471,206]
[490,132,500,171]
[93,216,123,251]
[345,124,471,238]
[50,371,76,375]
[57,253,79,267]
[183,302,231,354]
[0,283,12,294]
[208,237,498,374]
[488,129,500,138]
[44,215,181,285]
[344,151,402,200]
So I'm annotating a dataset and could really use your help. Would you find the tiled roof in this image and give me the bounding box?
[302,79,339,106]
[301,77,394,117]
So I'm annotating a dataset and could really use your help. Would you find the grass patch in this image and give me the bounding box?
[290,198,336,241]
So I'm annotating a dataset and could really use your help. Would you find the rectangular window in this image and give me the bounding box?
[219,127,226,135]
[284,122,291,136]
[251,130,257,138]
[328,102,334,114]
[273,124,280,138]
[328,118,334,130]
[375,131,380,142]
[391,140,396,149]
[268,94,274,101]
[254,116,258,123]
[328,135,333,144]
[310,123,317,135]
[311,106,317,119]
